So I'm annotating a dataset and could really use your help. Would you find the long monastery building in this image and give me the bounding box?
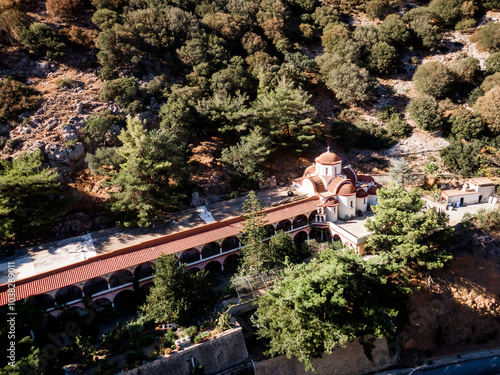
[0,149,380,316]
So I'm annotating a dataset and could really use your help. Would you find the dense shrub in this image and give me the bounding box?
[91,9,120,31]
[321,24,350,54]
[403,7,442,50]
[322,61,378,104]
[428,0,467,28]
[449,109,485,140]
[448,56,480,83]
[412,61,455,98]
[475,22,500,52]
[46,0,83,20]
[91,0,126,10]
[485,52,500,74]
[0,78,41,121]
[481,0,500,10]
[475,86,500,133]
[368,41,398,74]
[440,139,483,176]
[81,110,125,147]
[365,0,400,20]
[100,78,142,113]
[386,112,411,139]
[480,71,500,93]
[407,96,443,130]
[311,5,341,29]
[241,32,267,55]
[19,22,66,59]
[378,14,411,47]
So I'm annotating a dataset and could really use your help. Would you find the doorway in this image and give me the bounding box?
[479,195,483,203]
[460,197,464,206]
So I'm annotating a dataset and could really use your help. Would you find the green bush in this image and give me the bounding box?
[311,5,341,29]
[480,71,500,93]
[412,61,455,98]
[386,112,411,139]
[475,22,500,52]
[91,8,120,30]
[407,96,443,130]
[428,0,464,28]
[56,78,78,89]
[368,41,398,74]
[19,22,66,59]
[449,109,485,140]
[403,7,442,50]
[323,61,378,104]
[0,78,41,121]
[164,330,177,348]
[365,0,399,20]
[378,14,411,47]
[475,86,500,133]
[184,326,198,341]
[485,52,500,74]
[448,56,480,83]
[82,110,125,147]
[100,78,142,113]
[440,139,483,176]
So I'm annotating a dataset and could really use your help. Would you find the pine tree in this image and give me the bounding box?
[253,248,410,372]
[365,184,453,269]
[105,117,190,227]
[0,150,65,240]
[139,254,211,325]
[238,191,268,274]
[253,77,320,153]
[389,159,416,186]
[220,126,272,182]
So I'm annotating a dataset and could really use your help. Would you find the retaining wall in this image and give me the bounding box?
[254,336,397,375]
[120,327,249,375]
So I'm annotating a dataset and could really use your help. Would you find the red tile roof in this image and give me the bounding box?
[0,196,319,305]
[315,151,342,165]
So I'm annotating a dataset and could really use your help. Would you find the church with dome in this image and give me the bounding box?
[294,147,380,221]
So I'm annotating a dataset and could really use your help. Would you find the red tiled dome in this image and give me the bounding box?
[303,165,316,177]
[368,184,378,195]
[356,189,369,198]
[315,151,341,165]
[342,166,357,182]
[338,182,357,196]
[357,174,375,183]
[324,198,339,207]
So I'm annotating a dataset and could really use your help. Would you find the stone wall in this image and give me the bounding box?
[254,336,397,375]
[121,327,249,375]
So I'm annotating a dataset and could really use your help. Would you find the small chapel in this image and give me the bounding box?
[295,148,380,221]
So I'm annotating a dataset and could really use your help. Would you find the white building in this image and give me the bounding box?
[441,178,496,206]
[293,148,381,254]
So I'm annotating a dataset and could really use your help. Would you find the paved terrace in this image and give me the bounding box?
[0,187,299,285]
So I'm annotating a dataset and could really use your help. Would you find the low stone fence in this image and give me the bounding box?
[254,336,397,375]
[120,327,249,375]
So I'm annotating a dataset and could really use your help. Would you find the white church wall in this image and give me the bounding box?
[356,197,368,213]
[338,195,356,219]
[368,195,378,206]
[326,206,338,222]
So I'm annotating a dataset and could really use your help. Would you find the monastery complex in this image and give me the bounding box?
[0,148,382,316]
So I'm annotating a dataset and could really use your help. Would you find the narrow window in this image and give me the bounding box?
[350,201,353,208]
[325,167,329,175]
